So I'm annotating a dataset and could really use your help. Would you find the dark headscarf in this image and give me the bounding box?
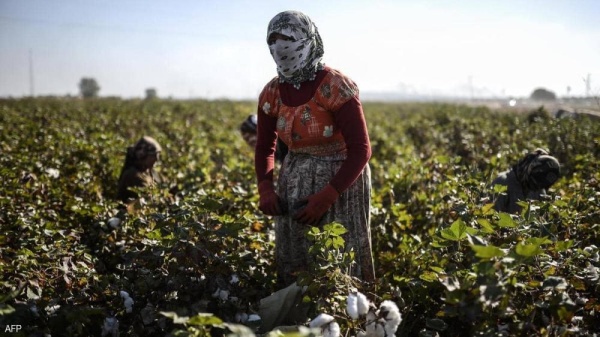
[120,136,162,174]
[513,148,560,191]
[240,115,258,134]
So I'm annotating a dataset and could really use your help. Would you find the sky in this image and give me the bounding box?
[1,0,599,100]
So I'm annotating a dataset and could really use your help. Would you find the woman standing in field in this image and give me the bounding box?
[117,136,162,203]
[491,148,560,213]
[255,10,375,288]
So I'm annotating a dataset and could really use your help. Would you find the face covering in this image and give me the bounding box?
[269,38,312,78]
[266,10,325,89]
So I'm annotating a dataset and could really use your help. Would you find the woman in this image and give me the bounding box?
[117,136,162,203]
[491,148,560,213]
[255,10,375,288]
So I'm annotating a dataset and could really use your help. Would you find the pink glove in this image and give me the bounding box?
[258,180,282,215]
[294,185,339,226]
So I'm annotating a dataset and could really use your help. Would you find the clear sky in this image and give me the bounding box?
[1,0,599,100]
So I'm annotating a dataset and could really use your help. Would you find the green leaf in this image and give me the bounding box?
[146,229,163,240]
[554,240,573,252]
[187,313,223,326]
[0,304,15,315]
[440,219,469,241]
[331,236,345,249]
[324,222,347,236]
[477,218,496,234]
[497,213,517,228]
[515,243,543,257]
[426,318,448,331]
[419,271,438,283]
[493,184,507,193]
[160,311,190,324]
[471,245,505,259]
[526,237,552,246]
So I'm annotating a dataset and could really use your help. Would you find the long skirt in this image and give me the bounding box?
[275,151,375,288]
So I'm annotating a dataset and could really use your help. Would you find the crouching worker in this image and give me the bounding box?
[117,136,163,204]
[240,114,288,164]
[491,148,560,213]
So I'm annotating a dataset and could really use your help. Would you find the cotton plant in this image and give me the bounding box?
[309,313,340,337]
[347,292,402,337]
[120,291,134,313]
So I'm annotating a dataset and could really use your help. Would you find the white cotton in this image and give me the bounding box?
[230,274,240,284]
[219,290,229,301]
[356,292,370,316]
[357,331,367,337]
[309,313,335,328]
[323,321,340,337]
[235,312,249,323]
[124,297,134,313]
[379,300,401,336]
[101,317,119,337]
[211,288,221,298]
[45,304,61,315]
[119,291,130,299]
[30,305,39,317]
[347,293,359,320]
[365,319,385,337]
[46,168,60,178]
[248,314,261,322]
[108,217,121,229]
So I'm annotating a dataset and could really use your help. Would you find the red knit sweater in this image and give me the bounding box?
[255,66,371,194]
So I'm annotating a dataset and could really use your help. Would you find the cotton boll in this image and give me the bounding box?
[378,300,401,336]
[30,305,39,317]
[356,292,370,316]
[219,289,229,301]
[124,297,134,313]
[45,168,60,178]
[235,312,249,323]
[248,314,261,322]
[108,217,121,229]
[365,310,384,337]
[357,330,367,337]
[119,291,130,299]
[365,318,385,337]
[230,274,240,284]
[101,317,119,337]
[323,321,340,337]
[347,293,359,319]
[45,304,61,316]
[309,313,335,328]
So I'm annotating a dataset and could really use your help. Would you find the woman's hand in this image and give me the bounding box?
[258,180,282,215]
[294,185,339,226]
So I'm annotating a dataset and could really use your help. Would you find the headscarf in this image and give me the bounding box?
[240,115,258,134]
[513,148,560,191]
[267,10,324,89]
[133,136,162,159]
[121,136,162,173]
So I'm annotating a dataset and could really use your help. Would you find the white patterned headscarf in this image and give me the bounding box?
[267,10,324,89]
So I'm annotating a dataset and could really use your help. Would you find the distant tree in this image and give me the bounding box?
[79,78,100,98]
[530,88,556,101]
[145,88,158,100]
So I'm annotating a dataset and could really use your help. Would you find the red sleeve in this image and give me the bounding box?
[255,104,278,184]
[329,96,371,193]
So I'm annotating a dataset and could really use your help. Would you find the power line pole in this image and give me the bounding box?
[584,73,591,97]
[29,49,35,97]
